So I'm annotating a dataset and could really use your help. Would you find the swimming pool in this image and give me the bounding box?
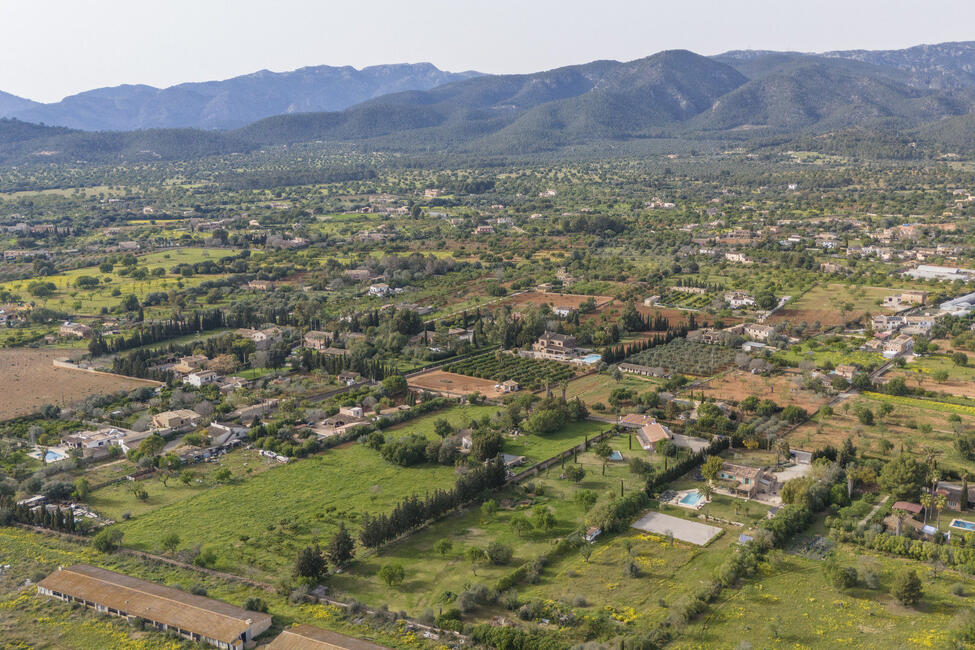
[30,449,67,463]
[679,490,704,507]
[609,450,623,462]
[578,353,604,365]
[951,519,975,532]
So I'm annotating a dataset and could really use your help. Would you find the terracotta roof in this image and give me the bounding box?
[265,624,392,650]
[638,422,671,447]
[892,501,923,514]
[38,565,270,644]
[619,413,654,428]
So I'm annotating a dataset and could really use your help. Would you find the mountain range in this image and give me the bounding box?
[3,41,975,163]
[0,63,481,131]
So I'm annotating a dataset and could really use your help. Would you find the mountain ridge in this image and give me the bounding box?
[1,63,481,131]
[4,41,975,162]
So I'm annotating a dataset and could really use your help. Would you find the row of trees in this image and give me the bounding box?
[359,458,508,548]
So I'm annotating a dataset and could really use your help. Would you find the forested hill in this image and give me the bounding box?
[4,41,975,163]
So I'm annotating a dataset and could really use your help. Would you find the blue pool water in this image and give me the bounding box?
[952,519,975,531]
[609,450,623,461]
[578,353,604,364]
[679,491,704,506]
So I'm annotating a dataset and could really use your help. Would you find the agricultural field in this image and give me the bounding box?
[0,248,236,315]
[676,543,975,649]
[446,351,580,389]
[773,336,886,370]
[504,290,615,312]
[113,442,460,580]
[407,369,508,398]
[658,290,715,310]
[564,372,660,406]
[0,347,159,420]
[626,339,738,377]
[769,283,898,330]
[787,394,975,474]
[327,438,710,630]
[693,369,832,413]
[885,354,975,399]
[87,448,276,521]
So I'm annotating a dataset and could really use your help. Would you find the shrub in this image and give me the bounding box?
[486,541,514,565]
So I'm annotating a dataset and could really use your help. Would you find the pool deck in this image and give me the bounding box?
[666,488,707,510]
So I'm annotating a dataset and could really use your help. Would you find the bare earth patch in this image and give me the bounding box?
[694,369,830,413]
[407,369,506,399]
[0,348,157,420]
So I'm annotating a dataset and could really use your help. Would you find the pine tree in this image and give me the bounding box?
[328,522,355,568]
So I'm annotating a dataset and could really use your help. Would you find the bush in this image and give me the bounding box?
[243,597,268,613]
[92,528,123,553]
[892,569,923,606]
[486,541,514,565]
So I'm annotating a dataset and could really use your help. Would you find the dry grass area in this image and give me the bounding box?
[634,305,741,328]
[693,369,831,413]
[787,395,975,474]
[0,348,156,420]
[769,283,898,329]
[407,369,507,398]
[882,369,975,399]
[505,290,615,311]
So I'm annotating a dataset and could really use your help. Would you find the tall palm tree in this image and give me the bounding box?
[935,494,948,530]
[920,492,933,525]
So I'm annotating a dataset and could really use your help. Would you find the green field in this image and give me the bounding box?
[113,443,459,579]
[328,439,700,626]
[387,405,609,464]
[88,448,275,521]
[676,544,975,649]
[0,248,236,314]
[564,372,660,407]
[774,337,886,370]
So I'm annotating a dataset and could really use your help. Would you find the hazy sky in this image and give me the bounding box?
[3,0,975,103]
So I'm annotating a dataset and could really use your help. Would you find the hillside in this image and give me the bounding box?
[694,59,972,133]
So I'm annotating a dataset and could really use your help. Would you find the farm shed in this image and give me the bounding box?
[37,564,271,650]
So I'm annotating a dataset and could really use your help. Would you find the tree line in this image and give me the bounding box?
[359,457,508,548]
